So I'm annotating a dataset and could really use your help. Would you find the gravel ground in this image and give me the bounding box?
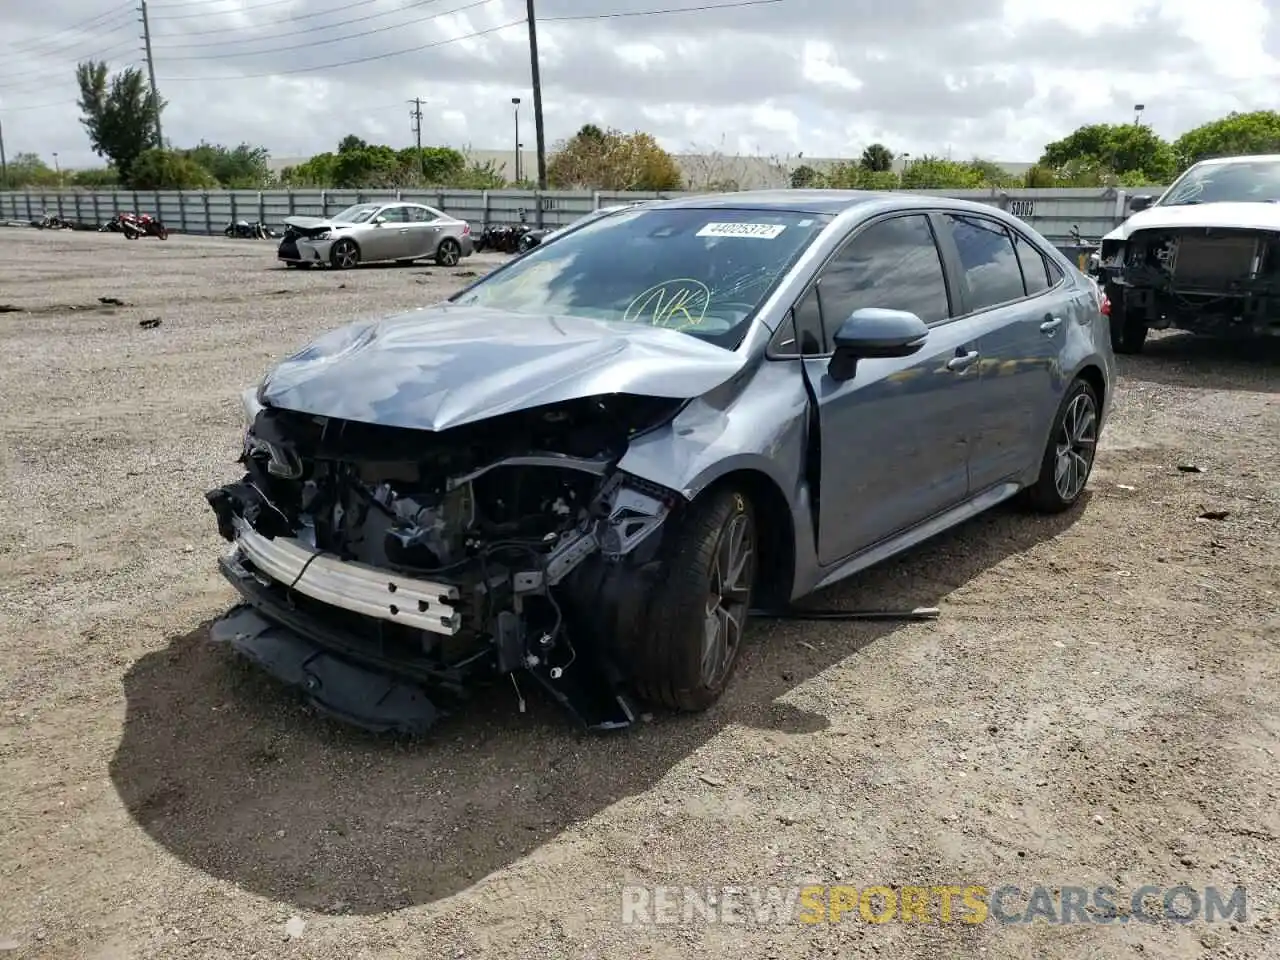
[0,228,1277,960]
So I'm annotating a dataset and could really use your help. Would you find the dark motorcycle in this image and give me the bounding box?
[224,219,276,239]
[474,208,534,254]
[517,228,551,252]
[122,214,169,240]
[32,213,73,230]
[100,213,136,233]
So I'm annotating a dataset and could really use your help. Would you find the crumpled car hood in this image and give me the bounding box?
[1104,201,1280,241]
[258,304,748,432]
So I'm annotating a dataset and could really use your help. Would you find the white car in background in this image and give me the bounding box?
[277,201,474,269]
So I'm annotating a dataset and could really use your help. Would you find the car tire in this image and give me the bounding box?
[1107,294,1147,354]
[1023,378,1101,514]
[435,238,462,266]
[330,239,360,269]
[632,486,757,712]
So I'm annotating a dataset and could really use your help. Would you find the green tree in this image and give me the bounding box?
[69,167,121,187]
[821,162,900,189]
[2,153,61,187]
[395,146,467,184]
[1039,122,1175,183]
[1173,110,1280,169]
[127,148,217,189]
[789,164,819,188]
[1022,163,1057,188]
[75,60,162,178]
[859,143,893,172]
[181,141,272,187]
[547,126,682,190]
[279,152,338,187]
[964,158,1019,188]
[900,156,982,189]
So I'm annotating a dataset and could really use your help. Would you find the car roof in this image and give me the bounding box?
[1190,154,1280,167]
[645,188,1025,221]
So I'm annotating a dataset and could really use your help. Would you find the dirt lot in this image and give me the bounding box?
[0,228,1277,960]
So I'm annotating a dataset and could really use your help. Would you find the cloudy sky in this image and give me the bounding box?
[1,0,1278,170]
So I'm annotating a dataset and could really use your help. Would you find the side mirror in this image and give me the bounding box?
[1128,195,1154,213]
[828,308,928,382]
[373,215,387,225]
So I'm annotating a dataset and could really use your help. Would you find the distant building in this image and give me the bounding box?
[266,150,1034,189]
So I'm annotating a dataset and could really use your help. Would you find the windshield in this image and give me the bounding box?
[451,207,830,346]
[1159,159,1280,206]
[332,203,382,223]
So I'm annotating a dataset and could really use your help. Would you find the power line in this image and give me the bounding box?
[540,0,785,21]
[157,0,458,47]
[0,3,134,53]
[157,17,524,81]
[149,0,327,21]
[170,0,496,60]
[0,14,136,62]
[153,0,404,38]
[0,98,80,113]
[0,41,139,86]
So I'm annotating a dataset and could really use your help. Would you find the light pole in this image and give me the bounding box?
[52,152,60,186]
[512,97,521,182]
[1133,103,1145,127]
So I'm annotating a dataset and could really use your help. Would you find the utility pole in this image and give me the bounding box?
[139,0,163,148]
[409,97,425,179]
[524,0,547,189]
[0,115,7,188]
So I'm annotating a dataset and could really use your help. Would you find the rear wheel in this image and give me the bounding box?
[1024,378,1100,513]
[632,487,757,712]
[435,238,462,266]
[330,239,360,269]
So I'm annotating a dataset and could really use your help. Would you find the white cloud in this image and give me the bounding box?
[1,0,1278,169]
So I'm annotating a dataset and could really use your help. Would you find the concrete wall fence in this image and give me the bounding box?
[0,185,1167,245]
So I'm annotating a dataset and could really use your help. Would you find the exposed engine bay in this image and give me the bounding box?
[206,393,686,732]
[1100,227,1280,336]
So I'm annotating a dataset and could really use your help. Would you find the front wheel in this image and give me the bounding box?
[632,487,757,712]
[435,238,462,266]
[1023,378,1100,513]
[330,239,359,269]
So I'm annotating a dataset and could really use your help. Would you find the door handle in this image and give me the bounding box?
[398,228,410,234]
[1040,316,1063,333]
[946,349,980,372]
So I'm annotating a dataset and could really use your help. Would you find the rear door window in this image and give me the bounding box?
[1010,231,1051,295]
[943,214,1027,312]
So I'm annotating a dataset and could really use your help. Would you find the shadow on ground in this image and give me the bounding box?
[110,499,1084,915]
[1120,332,1280,392]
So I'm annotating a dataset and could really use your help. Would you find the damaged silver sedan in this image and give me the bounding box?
[207,190,1115,733]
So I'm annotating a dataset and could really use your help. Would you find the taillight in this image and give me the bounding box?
[1100,296,1111,317]
[462,222,471,235]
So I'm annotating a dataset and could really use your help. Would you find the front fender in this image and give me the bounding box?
[616,360,808,501]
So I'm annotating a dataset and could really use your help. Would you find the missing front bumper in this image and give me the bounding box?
[215,545,640,733]
[211,604,444,735]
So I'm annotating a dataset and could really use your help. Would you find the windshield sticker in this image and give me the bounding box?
[696,222,787,240]
[623,279,711,330]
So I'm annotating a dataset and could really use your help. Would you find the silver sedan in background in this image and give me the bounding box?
[278,201,474,269]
